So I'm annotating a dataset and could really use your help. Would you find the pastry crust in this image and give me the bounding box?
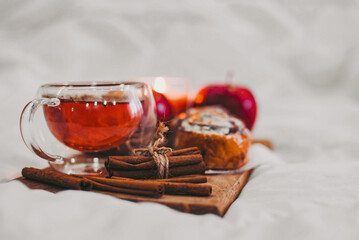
[173,106,251,170]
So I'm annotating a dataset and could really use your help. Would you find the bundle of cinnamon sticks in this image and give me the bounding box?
[106,147,206,179]
[21,167,211,198]
[21,147,211,198]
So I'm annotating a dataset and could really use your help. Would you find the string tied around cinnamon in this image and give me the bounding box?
[131,122,172,179]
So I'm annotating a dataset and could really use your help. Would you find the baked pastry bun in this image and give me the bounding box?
[173,106,251,169]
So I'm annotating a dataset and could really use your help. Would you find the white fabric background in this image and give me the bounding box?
[1,0,359,239]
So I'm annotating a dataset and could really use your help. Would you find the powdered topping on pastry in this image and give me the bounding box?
[180,106,249,136]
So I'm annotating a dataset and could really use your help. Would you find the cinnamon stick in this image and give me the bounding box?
[108,155,153,164]
[109,162,206,179]
[86,176,164,193]
[149,176,207,183]
[162,182,211,196]
[167,147,201,156]
[107,154,203,170]
[112,176,207,183]
[106,147,201,165]
[99,176,211,196]
[85,178,163,198]
[22,167,92,191]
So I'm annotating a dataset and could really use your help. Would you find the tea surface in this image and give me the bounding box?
[43,99,141,151]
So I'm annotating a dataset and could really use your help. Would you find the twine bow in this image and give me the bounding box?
[132,122,172,178]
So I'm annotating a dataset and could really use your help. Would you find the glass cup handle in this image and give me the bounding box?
[20,98,62,163]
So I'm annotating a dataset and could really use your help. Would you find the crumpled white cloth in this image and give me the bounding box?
[1,145,359,240]
[1,0,359,239]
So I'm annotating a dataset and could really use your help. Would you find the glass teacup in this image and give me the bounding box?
[20,82,156,175]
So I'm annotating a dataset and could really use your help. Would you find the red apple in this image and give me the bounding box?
[152,91,174,121]
[193,85,257,130]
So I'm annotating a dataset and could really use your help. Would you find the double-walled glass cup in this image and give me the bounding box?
[20,82,156,175]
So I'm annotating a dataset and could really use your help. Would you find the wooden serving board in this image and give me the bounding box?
[17,170,251,217]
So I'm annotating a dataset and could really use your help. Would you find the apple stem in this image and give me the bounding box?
[225,70,234,85]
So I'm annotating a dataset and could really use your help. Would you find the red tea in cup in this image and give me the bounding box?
[43,98,142,151]
[20,82,155,175]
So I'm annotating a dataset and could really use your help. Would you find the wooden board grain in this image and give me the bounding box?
[17,171,251,217]
[252,139,273,149]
